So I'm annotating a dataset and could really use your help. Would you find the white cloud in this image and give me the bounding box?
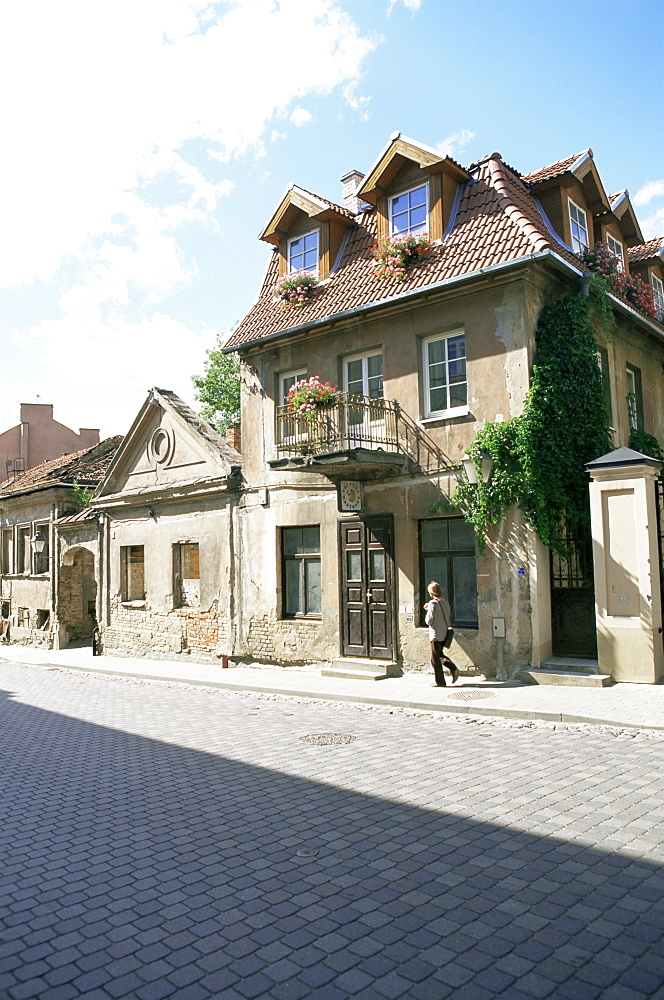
[388,0,423,11]
[0,0,375,289]
[0,0,377,432]
[438,129,476,159]
[290,107,312,127]
[634,180,664,207]
[640,207,664,241]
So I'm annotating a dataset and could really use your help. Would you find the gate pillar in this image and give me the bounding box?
[586,448,663,684]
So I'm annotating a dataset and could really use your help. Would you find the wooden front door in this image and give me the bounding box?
[340,516,395,660]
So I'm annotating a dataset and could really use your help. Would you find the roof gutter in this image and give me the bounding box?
[223,250,576,353]
[225,249,664,354]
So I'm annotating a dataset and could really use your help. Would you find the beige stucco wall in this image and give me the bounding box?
[235,271,553,676]
[589,462,663,683]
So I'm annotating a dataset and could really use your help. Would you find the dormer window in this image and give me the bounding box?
[569,199,589,253]
[651,274,663,314]
[606,233,624,272]
[288,230,318,274]
[390,183,428,235]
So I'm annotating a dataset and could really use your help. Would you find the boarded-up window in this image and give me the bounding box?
[174,543,200,608]
[18,527,31,575]
[0,529,11,574]
[121,546,145,602]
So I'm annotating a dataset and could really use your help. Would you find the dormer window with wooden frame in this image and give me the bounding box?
[651,273,663,314]
[288,229,319,274]
[356,133,470,244]
[259,184,355,281]
[389,183,428,235]
[606,232,624,272]
[569,199,589,254]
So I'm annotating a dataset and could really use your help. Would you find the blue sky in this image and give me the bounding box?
[1,0,662,439]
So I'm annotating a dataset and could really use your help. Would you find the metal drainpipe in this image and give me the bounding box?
[578,272,594,297]
[51,504,59,646]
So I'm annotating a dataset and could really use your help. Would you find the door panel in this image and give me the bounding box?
[340,516,395,660]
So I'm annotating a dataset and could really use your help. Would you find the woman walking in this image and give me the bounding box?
[425,581,459,687]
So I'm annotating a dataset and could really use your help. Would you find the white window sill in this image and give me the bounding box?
[121,600,146,609]
[419,406,471,426]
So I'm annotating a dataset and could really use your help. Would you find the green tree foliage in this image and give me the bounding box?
[454,286,613,557]
[192,347,241,434]
[71,480,94,510]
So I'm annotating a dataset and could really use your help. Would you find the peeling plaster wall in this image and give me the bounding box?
[101,497,235,662]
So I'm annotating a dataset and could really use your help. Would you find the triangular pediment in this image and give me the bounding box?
[357,132,469,207]
[608,191,644,247]
[94,388,241,503]
[260,184,354,246]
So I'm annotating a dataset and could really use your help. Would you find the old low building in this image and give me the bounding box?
[91,388,242,660]
[0,438,121,648]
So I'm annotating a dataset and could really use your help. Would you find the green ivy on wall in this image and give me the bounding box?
[454,284,613,558]
[629,428,664,478]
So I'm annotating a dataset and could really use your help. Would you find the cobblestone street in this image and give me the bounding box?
[1,662,664,1000]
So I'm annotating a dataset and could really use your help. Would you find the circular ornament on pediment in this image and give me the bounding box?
[149,427,174,466]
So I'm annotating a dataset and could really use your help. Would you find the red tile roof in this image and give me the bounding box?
[226,153,583,350]
[523,150,590,185]
[628,237,664,263]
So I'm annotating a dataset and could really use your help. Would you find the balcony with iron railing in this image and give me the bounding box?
[270,392,453,477]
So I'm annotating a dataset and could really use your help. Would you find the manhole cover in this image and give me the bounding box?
[300,733,357,745]
[447,690,497,702]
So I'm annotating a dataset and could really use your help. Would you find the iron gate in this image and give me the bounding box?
[550,524,597,657]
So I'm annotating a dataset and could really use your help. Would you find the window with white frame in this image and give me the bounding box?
[606,233,624,272]
[344,351,383,399]
[569,199,589,254]
[389,183,428,235]
[423,332,467,416]
[652,274,664,314]
[280,369,307,405]
[288,230,318,273]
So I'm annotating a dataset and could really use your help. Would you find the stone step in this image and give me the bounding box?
[521,669,613,687]
[322,657,400,681]
[541,656,601,674]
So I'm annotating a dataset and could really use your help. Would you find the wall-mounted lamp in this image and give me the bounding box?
[148,507,158,521]
[31,536,47,554]
[462,450,493,485]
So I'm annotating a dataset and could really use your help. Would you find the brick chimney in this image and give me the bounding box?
[226,423,241,454]
[340,170,365,215]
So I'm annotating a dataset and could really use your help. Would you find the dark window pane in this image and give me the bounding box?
[285,559,302,615]
[421,520,449,552]
[424,555,448,596]
[448,520,476,551]
[283,528,302,555]
[370,550,385,581]
[303,526,320,553]
[306,560,321,614]
[453,557,478,623]
[347,550,362,581]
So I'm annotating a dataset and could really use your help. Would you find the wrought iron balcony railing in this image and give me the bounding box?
[275,393,400,458]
